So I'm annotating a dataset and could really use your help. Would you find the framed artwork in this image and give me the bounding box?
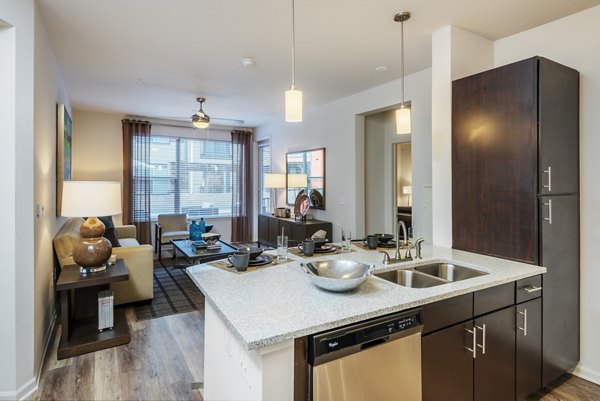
[56,104,72,216]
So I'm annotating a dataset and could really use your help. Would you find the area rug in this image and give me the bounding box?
[134,259,205,321]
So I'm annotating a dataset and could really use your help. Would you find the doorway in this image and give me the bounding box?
[394,142,412,238]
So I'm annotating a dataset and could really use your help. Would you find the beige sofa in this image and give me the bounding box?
[54,218,154,305]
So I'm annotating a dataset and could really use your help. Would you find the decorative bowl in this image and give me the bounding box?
[373,233,394,243]
[301,260,374,292]
[236,246,264,260]
[201,232,221,245]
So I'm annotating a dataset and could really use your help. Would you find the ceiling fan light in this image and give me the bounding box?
[396,106,411,134]
[285,87,303,122]
[192,112,210,129]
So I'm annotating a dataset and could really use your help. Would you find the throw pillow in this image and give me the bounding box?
[98,215,121,247]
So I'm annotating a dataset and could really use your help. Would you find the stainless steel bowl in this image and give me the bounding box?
[301,260,374,292]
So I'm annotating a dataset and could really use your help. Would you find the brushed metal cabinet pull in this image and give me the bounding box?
[518,309,528,336]
[544,199,553,224]
[465,327,477,359]
[475,324,486,355]
[520,285,543,294]
[544,166,552,192]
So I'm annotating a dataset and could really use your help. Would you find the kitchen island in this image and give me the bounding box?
[187,245,545,400]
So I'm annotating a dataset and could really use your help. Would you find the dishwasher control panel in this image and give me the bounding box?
[309,309,423,364]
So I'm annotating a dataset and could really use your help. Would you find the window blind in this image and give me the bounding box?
[137,135,234,219]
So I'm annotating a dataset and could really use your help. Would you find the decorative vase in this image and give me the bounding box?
[199,217,206,234]
[189,220,202,241]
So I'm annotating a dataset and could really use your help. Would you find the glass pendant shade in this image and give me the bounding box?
[285,87,303,122]
[396,106,411,134]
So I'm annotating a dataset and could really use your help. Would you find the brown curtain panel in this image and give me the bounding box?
[231,130,254,242]
[122,119,152,244]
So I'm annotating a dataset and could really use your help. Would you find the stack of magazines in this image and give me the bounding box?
[98,290,114,331]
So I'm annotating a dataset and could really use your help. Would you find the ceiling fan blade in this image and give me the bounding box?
[161,116,245,125]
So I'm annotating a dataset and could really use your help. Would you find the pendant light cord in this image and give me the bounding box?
[291,0,296,88]
[400,17,405,105]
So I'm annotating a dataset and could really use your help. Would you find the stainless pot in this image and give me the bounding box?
[301,260,374,292]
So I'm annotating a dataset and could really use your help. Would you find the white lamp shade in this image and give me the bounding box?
[264,173,286,189]
[288,173,308,188]
[285,87,303,122]
[403,185,413,195]
[61,181,122,217]
[396,107,411,134]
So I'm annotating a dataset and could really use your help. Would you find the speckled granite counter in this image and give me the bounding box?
[187,245,545,350]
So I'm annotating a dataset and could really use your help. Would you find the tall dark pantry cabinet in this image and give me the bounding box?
[452,57,579,393]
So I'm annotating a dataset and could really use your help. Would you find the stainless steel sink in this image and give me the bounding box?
[413,263,488,282]
[375,270,448,288]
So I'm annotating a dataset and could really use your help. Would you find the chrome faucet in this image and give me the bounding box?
[413,238,425,259]
[395,220,409,260]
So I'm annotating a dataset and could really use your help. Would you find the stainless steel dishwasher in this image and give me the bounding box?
[309,309,423,401]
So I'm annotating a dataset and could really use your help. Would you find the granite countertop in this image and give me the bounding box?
[187,244,546,350]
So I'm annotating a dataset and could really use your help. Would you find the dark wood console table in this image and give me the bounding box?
[56,259,131,359]
[257,214,333,248]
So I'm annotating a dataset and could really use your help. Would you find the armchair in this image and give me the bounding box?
[155,213,188,260]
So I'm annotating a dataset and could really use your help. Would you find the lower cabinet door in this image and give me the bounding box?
[474,306,516,401]
[516,298,542,400]
[422,322,474,401]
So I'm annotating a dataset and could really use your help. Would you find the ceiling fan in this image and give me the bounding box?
[161,97,245,127]
[172,97,245,128]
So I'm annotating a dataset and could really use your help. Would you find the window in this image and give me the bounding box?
[138,135,234,219]
[258,140,271,214]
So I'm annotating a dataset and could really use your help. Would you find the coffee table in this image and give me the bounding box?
[56,259,130,359]
[171,239,239,266]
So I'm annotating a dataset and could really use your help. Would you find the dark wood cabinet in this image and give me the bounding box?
[452,57,580,386]
[516,298,542,400]
[540,194,579,385]
[422,321,474,401]
[422,306,516,401]
[474,307,516,401]
[257,214,333,248]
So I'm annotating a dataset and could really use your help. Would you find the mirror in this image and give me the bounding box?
[286,148,326,209]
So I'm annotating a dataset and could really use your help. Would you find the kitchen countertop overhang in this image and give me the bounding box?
[187,245,546,350]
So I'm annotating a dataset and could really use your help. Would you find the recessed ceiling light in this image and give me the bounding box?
[375,66,388,72]
[241,58,255,67]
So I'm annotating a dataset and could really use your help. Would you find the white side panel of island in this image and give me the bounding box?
[204,302,295,401]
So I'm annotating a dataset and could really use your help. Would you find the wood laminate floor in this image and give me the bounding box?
[31,305,600,400]
[527,374,600,401]
[29,307,205,401]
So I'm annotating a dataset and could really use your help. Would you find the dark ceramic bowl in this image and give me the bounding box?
[373,233,394,244]
[237,246,264,260]
[313,238,329,249]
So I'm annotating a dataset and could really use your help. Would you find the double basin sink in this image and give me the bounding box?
[375,263,488,289]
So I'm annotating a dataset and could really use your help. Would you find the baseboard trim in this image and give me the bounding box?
[0,377,36,401]
[573,363,600,385]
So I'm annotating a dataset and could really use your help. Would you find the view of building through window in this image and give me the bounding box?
[135,135,236,219]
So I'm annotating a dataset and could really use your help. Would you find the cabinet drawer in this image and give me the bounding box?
[474,282,515,316]
[422,293,473,335]
[516,275,543,304]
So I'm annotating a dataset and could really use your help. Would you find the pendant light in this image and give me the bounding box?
[192,97,210,129]
[394,12,411,134]
[285,0,302,122]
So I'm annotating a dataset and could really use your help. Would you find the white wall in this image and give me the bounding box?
[256,68,432,242]
[493,4,600,384]
[0,0,36,398]
[33,2,71,383]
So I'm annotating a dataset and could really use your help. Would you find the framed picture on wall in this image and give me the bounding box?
[56,104,72,216]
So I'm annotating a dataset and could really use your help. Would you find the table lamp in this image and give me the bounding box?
[264,173,286,214]
[61,181,122,273]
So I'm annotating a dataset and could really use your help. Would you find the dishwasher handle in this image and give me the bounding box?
[360,336,389,350]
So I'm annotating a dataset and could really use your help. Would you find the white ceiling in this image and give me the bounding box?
[38,0,599,127]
